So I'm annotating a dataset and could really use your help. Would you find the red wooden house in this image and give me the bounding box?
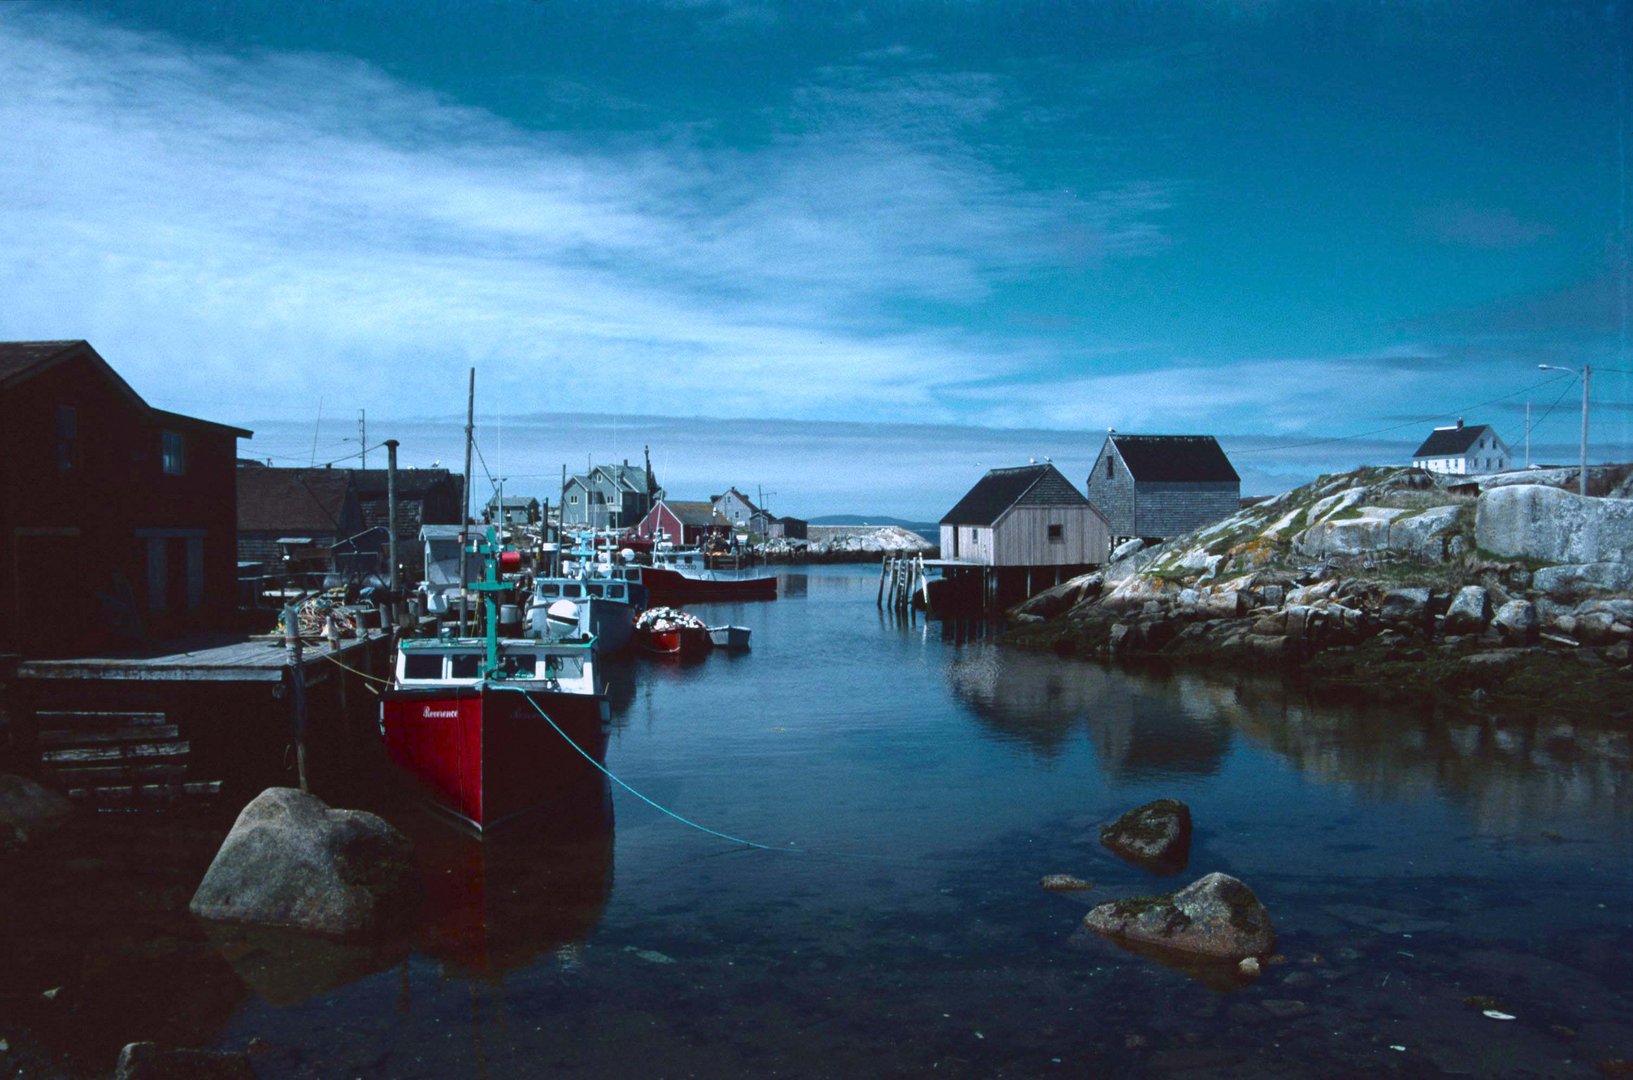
[635,499,731,547]
[0,341,250,656]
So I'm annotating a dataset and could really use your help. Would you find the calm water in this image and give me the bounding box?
[3,564,1631,1078]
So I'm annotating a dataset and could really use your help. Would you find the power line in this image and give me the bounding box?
[1229,371,1575,455]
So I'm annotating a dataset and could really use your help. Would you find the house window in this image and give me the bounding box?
[161,430,186,475]
[56,405,79,471]
[1048,524,1064,543]
[570,494,578,504]
[968,528,977,543]
[1105,458,1114,479]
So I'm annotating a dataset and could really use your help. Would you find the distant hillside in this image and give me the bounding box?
[808,514,938,542]
[809,514,936,530]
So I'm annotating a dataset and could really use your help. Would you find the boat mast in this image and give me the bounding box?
[458,367,475,633]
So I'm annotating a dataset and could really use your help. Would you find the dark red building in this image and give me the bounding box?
[0,341,251,656]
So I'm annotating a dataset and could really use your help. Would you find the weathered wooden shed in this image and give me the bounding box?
[940,463,1109,567]
[1086,434,1240,543]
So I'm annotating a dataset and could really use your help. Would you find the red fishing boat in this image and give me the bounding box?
[642,544,777,603]
[380,528,609,832]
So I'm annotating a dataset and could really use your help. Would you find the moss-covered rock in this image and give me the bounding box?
[1082,872,1275,961]
[1099,798,1192,873]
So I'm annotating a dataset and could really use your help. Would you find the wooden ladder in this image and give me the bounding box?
[34,710,221,807]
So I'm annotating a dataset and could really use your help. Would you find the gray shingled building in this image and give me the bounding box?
[1086,434,1240,543]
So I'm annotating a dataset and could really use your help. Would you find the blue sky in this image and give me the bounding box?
[2,1,1630,518]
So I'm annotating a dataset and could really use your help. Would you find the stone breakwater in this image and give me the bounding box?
[1007,466,1633,715]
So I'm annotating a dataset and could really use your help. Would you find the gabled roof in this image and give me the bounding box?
[0,340,252,438]
[941,463,1089,525]
[1412,423,1498,458]
[569,462,655,494]
[714,486,761,513]
[486,494,538,509]
[658,499,730,527]
[1106,435,1239,483]
[238,468,353,533]
[351,468,459,499]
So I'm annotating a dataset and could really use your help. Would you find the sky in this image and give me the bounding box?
[2,0,1630,520]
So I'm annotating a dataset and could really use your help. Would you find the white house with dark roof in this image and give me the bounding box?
[939,463,1109,567]
[1411,420,1510,476]
[1086,434,1241,542]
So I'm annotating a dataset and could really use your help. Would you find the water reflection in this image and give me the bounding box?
[946,650,1232,778]
[1199,673,1633,839]
[409,777,615,979]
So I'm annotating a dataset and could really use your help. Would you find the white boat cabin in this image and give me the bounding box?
[395,639,595,691]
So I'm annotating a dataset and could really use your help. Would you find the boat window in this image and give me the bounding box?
[498,653,536,678]
[541,654,584,680]
[608,585,624,600]
[588,583,605,597]
[450,654,482,678]
[538,583,559,598]
[626,568,641,582]
[402,654,443,680]
[562,583,584,598]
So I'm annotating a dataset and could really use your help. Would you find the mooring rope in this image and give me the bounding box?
[491,684,779,851]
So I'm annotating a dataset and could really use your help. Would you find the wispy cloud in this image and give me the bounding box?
[0,7,1169,426]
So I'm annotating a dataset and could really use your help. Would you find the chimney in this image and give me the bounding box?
[1456,418,1464,429]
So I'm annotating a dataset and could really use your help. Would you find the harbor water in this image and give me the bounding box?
[2,564,1630,1077]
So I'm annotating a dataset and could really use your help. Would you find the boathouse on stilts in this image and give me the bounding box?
[884,462,1109,615]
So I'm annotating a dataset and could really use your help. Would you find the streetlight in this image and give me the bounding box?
[1537,364,1591,496]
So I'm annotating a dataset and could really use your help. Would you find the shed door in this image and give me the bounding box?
[13,531,91,656]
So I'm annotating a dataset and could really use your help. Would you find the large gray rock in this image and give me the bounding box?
[1082,872,1276,961]
[0,773,73,854]
[1533,562,1633,600]
[1476,485,1633,565]
[1443,586,1490,634]
[1291,509,1404,558]
[190,787,415,938]
[1379,588,1431,629]
[1387,505,1464,561]
[1491,599,1539,644]
[1100,798,1192,872]
[114,1043,253,1080]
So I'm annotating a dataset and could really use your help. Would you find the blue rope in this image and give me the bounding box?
[491,684,778,851]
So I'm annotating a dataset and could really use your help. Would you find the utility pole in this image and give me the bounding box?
[1537,364,1592,496]
[385,438,400,607]
[1524,402,1530,468]
[358,409,367,469]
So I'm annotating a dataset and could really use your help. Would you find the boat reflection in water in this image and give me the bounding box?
[409,775,615,979]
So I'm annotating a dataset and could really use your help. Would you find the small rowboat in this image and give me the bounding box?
[707,625,752,651]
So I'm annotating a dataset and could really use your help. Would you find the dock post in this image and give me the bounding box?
[877,556,888,608]
[284,602,310,794]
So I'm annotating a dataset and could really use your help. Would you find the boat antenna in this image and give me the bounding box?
[459,368,475,633]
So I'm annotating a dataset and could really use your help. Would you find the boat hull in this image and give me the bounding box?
[642,565,777,603]
[380,684,610,832]
[708,625,752,651]
[635,625,713,657]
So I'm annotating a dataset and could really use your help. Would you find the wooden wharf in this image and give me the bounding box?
[877,555,1094,615]
[3,628,396,811]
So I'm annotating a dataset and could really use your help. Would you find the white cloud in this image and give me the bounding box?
[0,8,1169,426]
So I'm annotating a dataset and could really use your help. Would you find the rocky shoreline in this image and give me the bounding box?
[1006,466,1633,719]
[758,524,935,564]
